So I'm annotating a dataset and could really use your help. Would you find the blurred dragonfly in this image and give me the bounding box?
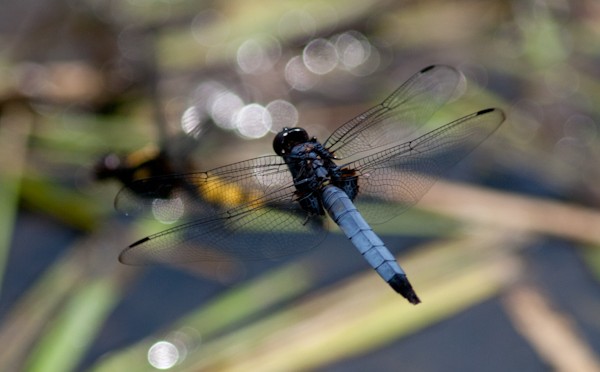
[95,145,179,185]
[115,65,505,304]
[94,119,206,188]
[93,134,201,185]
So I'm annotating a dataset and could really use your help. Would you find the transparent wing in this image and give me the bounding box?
[115,155,328,264]
[116,156,289,219]
[346,108,505,224]
[324,65,463,160]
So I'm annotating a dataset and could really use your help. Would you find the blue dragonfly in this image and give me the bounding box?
[115,65,505,304]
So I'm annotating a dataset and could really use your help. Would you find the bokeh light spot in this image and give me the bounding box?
[152,197,185,224]
[564,114,597,146]
[335,31,369,69]
[211,91,245,130]
[236,104,272,139]
[284,56,317,91]
[236,37,281,75]
[303,38,338,75]
[278,9,316,39]
[147,341,179,370]
[553,136,587,167]
[544,64,580,99]
[266,100,298,133]
[180,106,206,138]
[190,9,230,47]
[508,100,543,144]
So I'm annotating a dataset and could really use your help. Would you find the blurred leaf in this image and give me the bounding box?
[180,233,522,371]
[24,276,121,372]
[0,106,32,292]
[581,245,600,283]
[90,232,523,371]
[0,223,131,371]
[20,175,104,231]
[90,261,315,372]
[0,244,85,370]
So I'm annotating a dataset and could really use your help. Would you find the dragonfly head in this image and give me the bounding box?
[273,127,309,156]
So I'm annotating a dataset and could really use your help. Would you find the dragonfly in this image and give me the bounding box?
[95,117,206,187]
[115,65,505,304]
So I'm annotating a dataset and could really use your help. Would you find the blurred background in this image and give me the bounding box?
[1,0,600,371]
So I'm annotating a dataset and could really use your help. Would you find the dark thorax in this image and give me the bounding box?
[273,127,359,216]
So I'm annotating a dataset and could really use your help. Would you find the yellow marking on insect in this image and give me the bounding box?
[196,175,264,210]
[124,144,160,167]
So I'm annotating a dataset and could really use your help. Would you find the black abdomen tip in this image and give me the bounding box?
[388,274,421,305]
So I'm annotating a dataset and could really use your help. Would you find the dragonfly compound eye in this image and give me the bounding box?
[273,127,309,155]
